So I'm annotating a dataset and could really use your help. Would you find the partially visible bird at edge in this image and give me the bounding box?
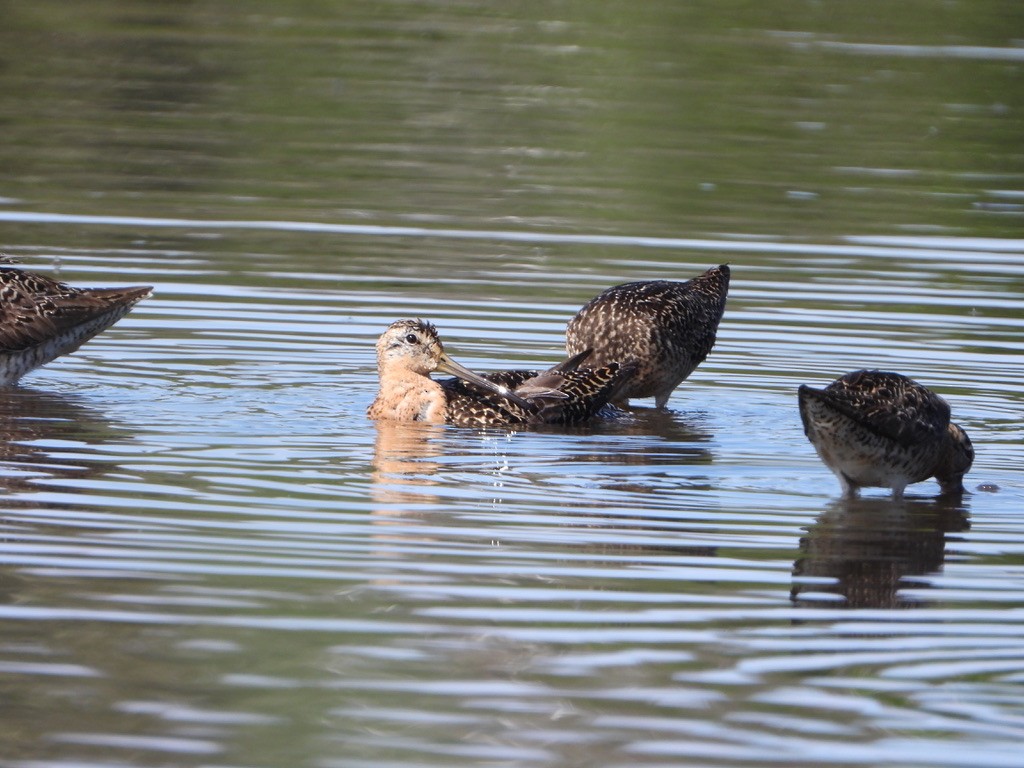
[798,369,974,499]
[566,264,730,408]
[367,318,637,427]
[0,266,152,386]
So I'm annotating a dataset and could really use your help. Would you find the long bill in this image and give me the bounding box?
[436,353,533,410]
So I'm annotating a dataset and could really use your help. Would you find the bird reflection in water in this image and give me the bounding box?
[0,386,123,497]
[369,407,720,564]
[0,387,128,604]
[791,494,970,609]
[535,407,717,497]
[370,420,446,511]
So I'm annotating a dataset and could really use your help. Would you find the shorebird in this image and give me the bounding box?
[565,264,730,408]
[798,369,974,499]
[367,319,636,427]
[0,267,152,385]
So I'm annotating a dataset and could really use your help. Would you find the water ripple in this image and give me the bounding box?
[1,224,1022,768]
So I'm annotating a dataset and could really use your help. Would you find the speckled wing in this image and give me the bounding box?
[814,370,950,448]
[523,360,637,424]
[0,268,151,352]
[439,356,636,427]
[440,369,540,427]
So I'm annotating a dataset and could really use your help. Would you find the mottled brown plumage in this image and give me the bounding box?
[367,319,635,427]
[442,350,635,427]
[566,264,730,408]
[799,370,974,499]
[0,267,152,385]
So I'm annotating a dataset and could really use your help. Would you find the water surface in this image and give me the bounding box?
[1,3,1023,767]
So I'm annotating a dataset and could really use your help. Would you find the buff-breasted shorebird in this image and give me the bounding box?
[565,264,730,408]
[798,369,974,499]
[367,319,636,427]
[0,267,152,385]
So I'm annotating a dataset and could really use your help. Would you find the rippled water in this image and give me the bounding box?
[1,228,1022,768]
[2,2,1024,767]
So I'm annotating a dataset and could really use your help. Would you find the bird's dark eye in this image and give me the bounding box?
[405,333,419,344]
